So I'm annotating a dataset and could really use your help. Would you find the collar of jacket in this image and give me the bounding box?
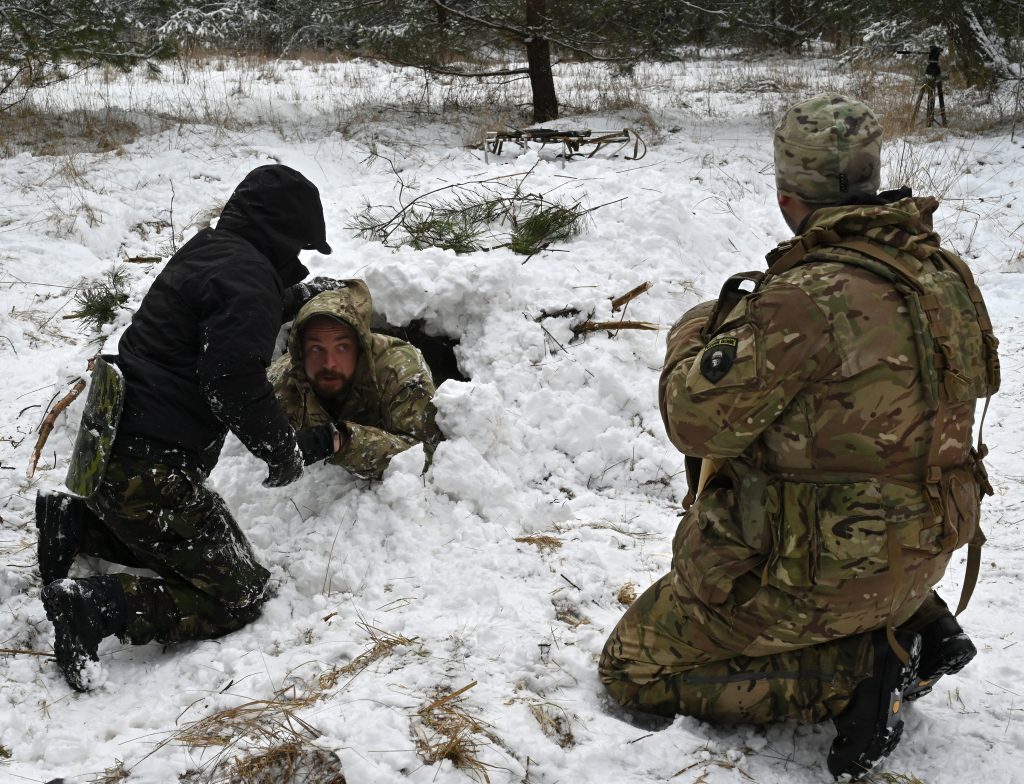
[767,194,942,270]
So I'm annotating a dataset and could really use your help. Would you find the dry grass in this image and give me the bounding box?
[866,773,925,784]
[175,689,346,784]
[553,599,590,627]
[172,620,413,784]
[885,138,973,201]
[174,691,337,783]
[0,106,149,158]
[616,581,638,605]
[226,743,346,784]
[413,682,500,783]
[96,760,130,783]
[315,620,417,693]
[514,534,562,554]
[526,701,575,748]
[564,521,657,541]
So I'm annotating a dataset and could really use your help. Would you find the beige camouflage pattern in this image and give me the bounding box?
[270,281,441,480]
[774,93,882,203]
[600,197,997,723]
[600,573,875,723]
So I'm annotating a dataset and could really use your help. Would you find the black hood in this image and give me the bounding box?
[215,164,333,287]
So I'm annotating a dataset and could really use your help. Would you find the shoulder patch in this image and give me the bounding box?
[700,337,738,383]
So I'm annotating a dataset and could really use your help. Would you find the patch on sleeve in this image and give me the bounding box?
[699,337,738,383]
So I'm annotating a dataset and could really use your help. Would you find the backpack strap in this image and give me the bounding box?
[700,271,765,341]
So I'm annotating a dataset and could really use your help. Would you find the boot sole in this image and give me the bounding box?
[905,634,977,702]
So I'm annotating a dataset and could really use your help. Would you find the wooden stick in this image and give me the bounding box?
[573,320,658,334]
[419,681,478,714]
[610,281,652,312]
[27,369,89,478]
[0,647,53,658]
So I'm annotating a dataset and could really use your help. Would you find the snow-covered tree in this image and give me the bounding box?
[0,0,173,108]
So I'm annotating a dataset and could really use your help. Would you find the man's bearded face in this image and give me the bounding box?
[302,317,360,400]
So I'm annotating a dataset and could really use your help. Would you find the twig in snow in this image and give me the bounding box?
[28,375,87,478]
[169,178,178,254]
[560,573,581,591]
[418,680,478,714]
[610,281,653,312]
[572,319,659,336]
[0,647,54,657]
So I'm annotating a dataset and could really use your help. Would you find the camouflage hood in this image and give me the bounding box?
[286,280,377,391]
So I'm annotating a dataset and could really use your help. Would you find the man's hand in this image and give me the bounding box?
[298,277,347,302]
[263,446,304,487]
[282,277,348,321]
[295,423,339,465]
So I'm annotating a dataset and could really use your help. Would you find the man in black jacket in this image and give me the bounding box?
[36,164,342,692]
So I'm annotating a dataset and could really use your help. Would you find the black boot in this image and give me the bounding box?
[904,613,977,702]
[828,630,921,781]
[35,491,86,585]
[41,576,127,692]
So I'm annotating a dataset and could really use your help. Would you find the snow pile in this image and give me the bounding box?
[1,59,1023,784]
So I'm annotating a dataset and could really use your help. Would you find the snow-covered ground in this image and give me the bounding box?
[1,56,1023,784]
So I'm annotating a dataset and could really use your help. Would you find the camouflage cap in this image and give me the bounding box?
[773,93,882,204]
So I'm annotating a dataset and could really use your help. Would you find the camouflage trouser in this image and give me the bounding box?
[599,573,950,724]
[80,455,269,645]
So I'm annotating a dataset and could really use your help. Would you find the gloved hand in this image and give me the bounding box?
[262,446,304,488]
[295,423,339,465]
[282,277,348,321]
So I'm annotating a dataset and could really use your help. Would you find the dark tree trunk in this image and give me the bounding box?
[772,0,806,53]
[525,0,558,123]
[946,8,1007,89]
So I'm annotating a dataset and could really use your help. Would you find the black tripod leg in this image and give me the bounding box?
[938,82,947,126]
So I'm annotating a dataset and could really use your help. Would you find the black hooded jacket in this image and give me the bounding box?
[114,164,331,473]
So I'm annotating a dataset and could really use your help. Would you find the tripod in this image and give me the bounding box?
[907,46,947,127]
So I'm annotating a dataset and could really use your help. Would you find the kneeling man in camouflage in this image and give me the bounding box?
[600,94,999,781]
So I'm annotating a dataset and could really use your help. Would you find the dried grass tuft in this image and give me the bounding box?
[173,620,414,784]
[866,773,926,784]
[568,521,657,541]
[316,620,416,693]
[175,692,346,784]
[616,582,638,605]
[230,742,346,784]
[514,534,562,554]
[527,701,575,749]
[97,760,130,783]
[414,682,499,783]
[553,600,590,628]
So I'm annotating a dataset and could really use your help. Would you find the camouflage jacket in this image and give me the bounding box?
[269,281,441,480]
[661,197,997,598]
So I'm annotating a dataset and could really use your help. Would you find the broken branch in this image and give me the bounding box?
[27,358,95,477]
[418,680,478,714]
[573,320,659,335]
[611,281,652,312]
